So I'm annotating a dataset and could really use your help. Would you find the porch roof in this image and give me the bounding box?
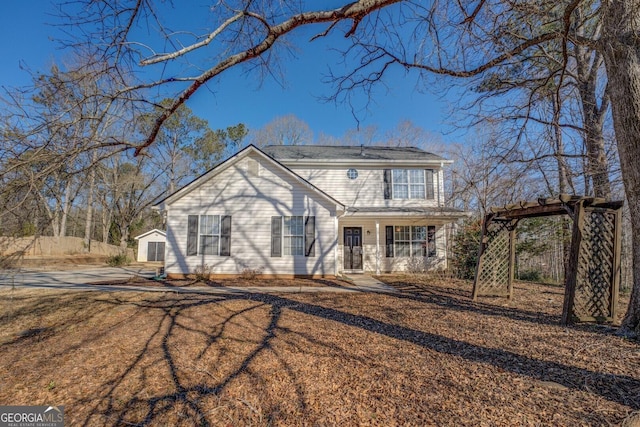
[342,206,470,220]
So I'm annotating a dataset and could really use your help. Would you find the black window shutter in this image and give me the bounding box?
[271,216,282,257]
[428,225,436,257]
[385,225,394,258]
[187,215,199,256]
[220,215,232,256]
[425,169,435,200]
[305,216,315,257]
[383,169,392,199]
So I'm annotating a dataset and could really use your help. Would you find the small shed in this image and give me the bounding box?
[134,229,166,262]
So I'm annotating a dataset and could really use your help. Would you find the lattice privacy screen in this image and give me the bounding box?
[568,208,619,322]
[472,218,517,298]
[473,199,622,325]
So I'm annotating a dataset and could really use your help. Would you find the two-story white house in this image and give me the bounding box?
[153,144,466,278]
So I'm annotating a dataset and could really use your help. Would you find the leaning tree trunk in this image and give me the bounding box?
[601,0,640,337]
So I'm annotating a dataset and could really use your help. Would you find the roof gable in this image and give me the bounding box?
[134,229,166,240]
[153,145,344,209]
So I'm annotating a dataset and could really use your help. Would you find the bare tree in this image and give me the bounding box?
[249,114,312,146]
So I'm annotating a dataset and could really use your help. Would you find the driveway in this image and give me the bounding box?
[0,266,157,289]
[0,267,395,294]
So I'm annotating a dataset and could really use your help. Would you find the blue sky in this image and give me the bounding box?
[0,1,462,144]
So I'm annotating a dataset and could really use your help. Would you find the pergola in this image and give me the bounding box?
[472,195,624,325]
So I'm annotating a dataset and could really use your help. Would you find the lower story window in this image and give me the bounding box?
[186,214,232,256]
[386,225,436,257]
[199,215,220,255]
[284,216,304,256]
[271,215,315,257]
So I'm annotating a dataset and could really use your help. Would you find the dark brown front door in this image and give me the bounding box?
[344,227,363,270]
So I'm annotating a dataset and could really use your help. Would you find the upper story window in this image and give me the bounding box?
[347,168,358,180]
[384,169,434,200]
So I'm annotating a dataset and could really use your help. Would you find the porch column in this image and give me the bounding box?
[375,220,381,275]
[334,215,339,276]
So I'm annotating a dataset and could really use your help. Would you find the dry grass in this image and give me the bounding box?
[0,276,638,426]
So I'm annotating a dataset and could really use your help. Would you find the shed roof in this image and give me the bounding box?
[134,229,166,240]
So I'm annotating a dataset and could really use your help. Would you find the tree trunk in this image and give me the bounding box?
[552,96,573,275]
[582,114,611,198]
[101,206,110,244]
[601,0,640,337]
[83,151,98,250]
[574,20,612,199]
[59,179,73,237]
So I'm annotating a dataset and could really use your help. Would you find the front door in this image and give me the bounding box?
[343,227,363,270]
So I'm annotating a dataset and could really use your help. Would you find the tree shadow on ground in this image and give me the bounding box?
[383,279,562,326]
[62,289,640,425]
[5,285,635,425]
[383,278,630,337]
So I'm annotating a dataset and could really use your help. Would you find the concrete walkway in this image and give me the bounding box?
[0,268,396,295]
[341,274,397,293]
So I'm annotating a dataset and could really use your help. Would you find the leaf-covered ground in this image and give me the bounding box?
[0,276,637,426]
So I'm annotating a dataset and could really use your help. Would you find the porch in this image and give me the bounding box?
[335,207,467,275]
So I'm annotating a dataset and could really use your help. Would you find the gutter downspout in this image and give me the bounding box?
[375,220,380,275]
[438,161,444,207]
[335,207,347,277]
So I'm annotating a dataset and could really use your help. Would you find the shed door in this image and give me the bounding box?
[147,241,165,262]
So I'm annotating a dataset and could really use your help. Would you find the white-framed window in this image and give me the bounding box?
[392,169,427,199]
[186,215,232,256]
[394,225,411,257]
[386,225,436,257]
[271,216,315,257]
[385,169,434,200]
[283,216,304,256]
[199,215,220,255]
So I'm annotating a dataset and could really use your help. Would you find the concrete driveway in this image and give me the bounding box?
[0,267,395,294]
[0,266,156,289]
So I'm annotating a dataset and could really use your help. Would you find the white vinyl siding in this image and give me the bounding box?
[164,153,336,276]
[289,167,444,208]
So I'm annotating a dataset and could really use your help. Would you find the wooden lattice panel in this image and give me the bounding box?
[571,210,617,321]
[473,218,516,298]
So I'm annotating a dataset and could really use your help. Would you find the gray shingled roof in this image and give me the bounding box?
[262,145,446,161]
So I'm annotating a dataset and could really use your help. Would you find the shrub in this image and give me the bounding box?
[450,219,482,280]
[106,253,130,267]
[518,269,542,282]
[191,264,213,282]
[239,267,263,280]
